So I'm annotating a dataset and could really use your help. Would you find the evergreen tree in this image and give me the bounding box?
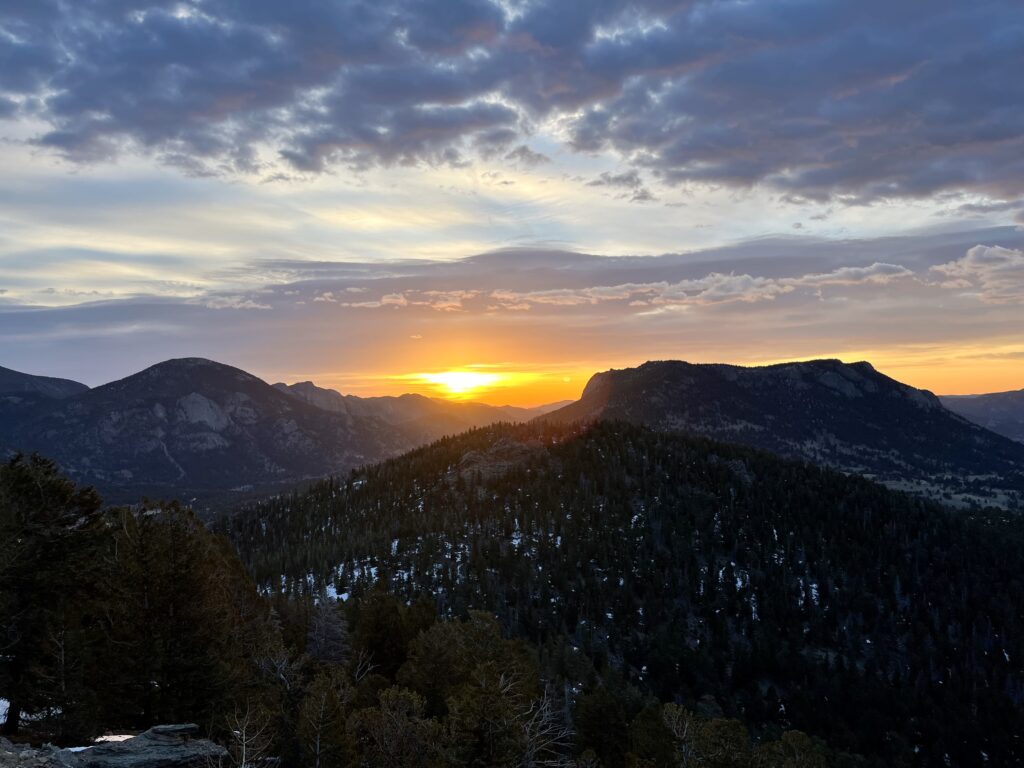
[0,454,105,738]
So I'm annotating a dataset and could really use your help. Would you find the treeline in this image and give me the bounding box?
[222,421,1024,767]
[0,452,843,766]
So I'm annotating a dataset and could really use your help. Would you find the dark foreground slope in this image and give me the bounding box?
[542,359,1024,507]
[0,358,409,506]
[3,453,848,766]
[943,388,1024,444]
[224,421,1024,767]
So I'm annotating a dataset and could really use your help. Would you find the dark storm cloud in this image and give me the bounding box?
[2,0,1022,200]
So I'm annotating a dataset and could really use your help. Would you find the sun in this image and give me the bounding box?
[419,370,502,398]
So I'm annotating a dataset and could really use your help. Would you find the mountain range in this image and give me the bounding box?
[273,380,565,442]
[941,388,1024,444]
[1,356,1021,509]
[0,360,561,507]
[542,359,1024,508]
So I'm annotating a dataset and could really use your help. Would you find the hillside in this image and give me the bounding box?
[222,421,1024,766]
[541,359,1024,507]
[942,388,1024,444]
[0,358,410,506]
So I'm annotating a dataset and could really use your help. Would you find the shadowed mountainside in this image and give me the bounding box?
[0,359,410,506]
[942,388,1024,444]
[541,359,1024,507]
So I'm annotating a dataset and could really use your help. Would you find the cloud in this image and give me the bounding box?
[199,295,272,310]
[487,262,913,310]
[504,144,551,168]
[587,170,658,203]
[932,245,1024,303]
[1,0,1020,203]
[323,289,479,311]
[3,233,1023,395]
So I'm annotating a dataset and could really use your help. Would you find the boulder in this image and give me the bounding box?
[0,725,227,768]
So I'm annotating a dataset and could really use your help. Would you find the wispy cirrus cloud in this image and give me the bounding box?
[487,262,913,310]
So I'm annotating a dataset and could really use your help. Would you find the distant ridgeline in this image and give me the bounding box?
[0,359,557,510]
[222,421,1024,767]
[3,357,1022,512]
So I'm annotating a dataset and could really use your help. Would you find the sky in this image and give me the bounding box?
[1,0,1023,405]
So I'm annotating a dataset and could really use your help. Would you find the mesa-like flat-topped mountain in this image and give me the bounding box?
[0,358,411,506]
[942,388,1024,444]
[541,359,1024,507]
[0,364,89,399]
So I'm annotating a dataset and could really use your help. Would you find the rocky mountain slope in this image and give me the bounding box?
[541,359,1024,507]
[942,388,1024,443]
[274,380,567,443]
[0,359,410,506]
[0,361,568,508]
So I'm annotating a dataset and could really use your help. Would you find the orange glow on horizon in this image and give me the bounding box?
[415,370,503,399]
[291,342,1022,408]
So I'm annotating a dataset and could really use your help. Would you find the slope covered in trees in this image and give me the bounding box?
[0,452,842,767]
[223,421,1024,767]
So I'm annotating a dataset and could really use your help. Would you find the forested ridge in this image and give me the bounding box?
[222,421,1024,767]
[2,451,846,767]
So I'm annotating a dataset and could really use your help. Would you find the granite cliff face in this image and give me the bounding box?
[0,359,409,506]
[942,388,1024,444]
[542,359,1024,507]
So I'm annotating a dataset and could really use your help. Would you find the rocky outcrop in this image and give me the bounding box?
[0,725,227,768]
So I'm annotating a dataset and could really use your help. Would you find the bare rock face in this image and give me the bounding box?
[0,725,227,768]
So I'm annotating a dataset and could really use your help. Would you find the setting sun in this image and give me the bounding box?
[419,370,502,398]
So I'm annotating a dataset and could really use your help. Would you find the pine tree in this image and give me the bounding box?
[0,454,105,737]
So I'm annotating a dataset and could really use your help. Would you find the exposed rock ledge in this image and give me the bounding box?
[0,725,227,768]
